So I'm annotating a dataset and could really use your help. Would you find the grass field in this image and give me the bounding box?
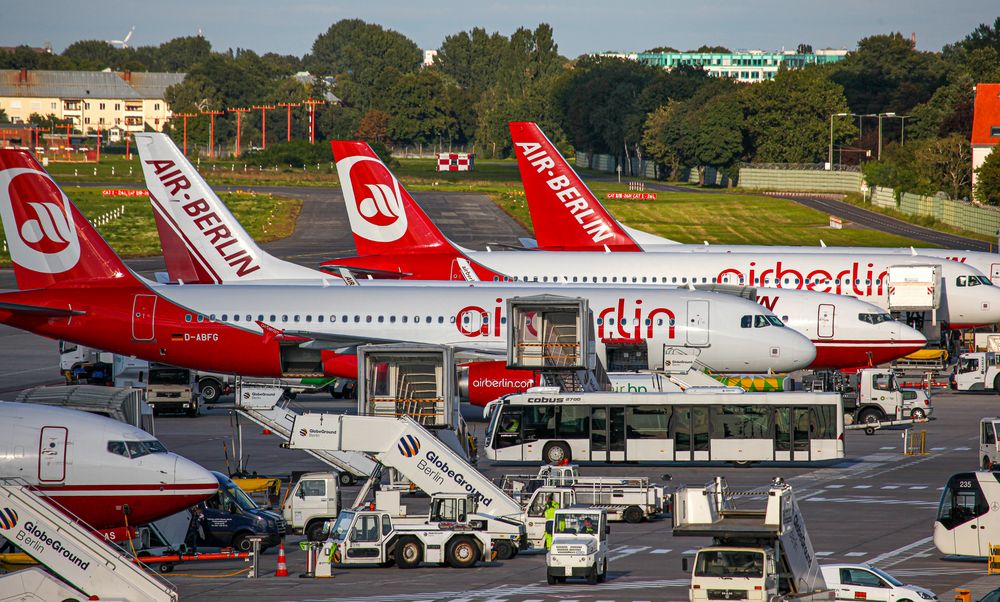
[0,187,301,266]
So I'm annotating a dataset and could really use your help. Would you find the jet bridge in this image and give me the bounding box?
[0,477,177,602]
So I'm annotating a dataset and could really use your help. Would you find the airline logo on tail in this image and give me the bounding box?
[0,168,81,274]
[338,155,408,242]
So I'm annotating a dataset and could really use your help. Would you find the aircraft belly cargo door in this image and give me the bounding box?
[38,426,68,483]
[817,303,835,338]
[132,294,157,341]
[685,300,710,347]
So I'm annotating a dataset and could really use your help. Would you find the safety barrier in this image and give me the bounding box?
[989,544,1000,575]
[903,429,928,456]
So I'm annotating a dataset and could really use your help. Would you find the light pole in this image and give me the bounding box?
[829,112,849,170]
[899,115,910,145]
[877,113,909,159]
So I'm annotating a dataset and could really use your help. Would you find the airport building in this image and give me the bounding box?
[0,68,184,138]
[603,49,847,82]
[972,83,1000,194]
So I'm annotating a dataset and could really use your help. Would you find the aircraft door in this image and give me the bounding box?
[132,294,157,341]
[817,303,835,339]
[37,426,67,483]
[685,300,710,347]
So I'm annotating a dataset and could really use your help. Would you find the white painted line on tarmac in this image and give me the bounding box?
[866,535,935,566]
[651,549,671,554]
[853,485,872,489]
[909,485,927,490]
[931,447,947,451]
[610,546,650,561]
[882,485,899,489]
[955,447,971,451]
[880,446,895,450]
[826,484,844,488]
[816,552,833,556]
[683,549,698,555]
[845,552,867,557]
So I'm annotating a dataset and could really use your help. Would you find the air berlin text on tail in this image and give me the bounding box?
[144,159,260,277]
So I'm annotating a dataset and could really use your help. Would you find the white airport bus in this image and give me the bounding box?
[484,390,844,464]
[934,471,1000,557]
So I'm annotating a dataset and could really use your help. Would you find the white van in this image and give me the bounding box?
[820,564,937,601]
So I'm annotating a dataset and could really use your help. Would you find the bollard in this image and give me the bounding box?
[246,535,265,578]
[955,589,971,602]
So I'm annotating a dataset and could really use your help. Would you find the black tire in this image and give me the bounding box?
[857,407,884,425]
[586,563,598,584]
[623,505,644,524]
[493,540,514,561]
[547,574,557,585]
[542,441,571,464]
[305,520,327,542]
[994,373,1000,392]
[395,537,423,569]
[910,408,926,420]
[158,563,174,574]
[598,557,607,582]
[231,533,253,553]
[445,536,479,569]
[186,404,198,417]
[199,380,222,404]
[338,472,354,486]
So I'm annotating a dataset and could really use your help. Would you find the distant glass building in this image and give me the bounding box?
[603,49,847,83]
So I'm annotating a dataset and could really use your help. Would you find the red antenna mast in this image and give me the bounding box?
[302,98,326,144]
[277,102,300,142]
[201,110,224,158]
[228,107,250,157]
[171,113,197,155]
[252,105,274,149]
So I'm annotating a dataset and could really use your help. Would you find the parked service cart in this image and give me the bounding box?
[546,508,609,585]
[315,509,493,572]
[500,463,667,523]
[674,477,831,601]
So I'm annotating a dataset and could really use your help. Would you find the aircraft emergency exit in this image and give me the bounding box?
[325,140,1000,330]
[0,402,217,529]
[0,149,814,384]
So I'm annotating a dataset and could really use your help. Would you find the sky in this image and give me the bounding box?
[2,1,997,59]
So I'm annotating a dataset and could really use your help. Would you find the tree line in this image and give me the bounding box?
[3,17,1000,202]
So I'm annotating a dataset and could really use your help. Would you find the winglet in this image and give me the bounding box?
[509,122,642,252]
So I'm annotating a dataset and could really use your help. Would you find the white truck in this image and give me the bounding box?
[953,352,1000,392]
[546,508,609,585]
[500,463,667,523]
[315,508,493,573]
[674,477,832,602]
[288,413,581,554]
[979,417,1000,469]
[804,368,932,425]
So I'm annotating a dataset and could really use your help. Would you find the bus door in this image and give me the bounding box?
[590,407,626,462]
[936,473,990,556]
[774,407,811,461]
[671,406,710,462]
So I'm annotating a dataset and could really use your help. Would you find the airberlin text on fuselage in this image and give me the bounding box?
[718,261,889,296]
[455,297,676,341]
[144,159,260,277]
[514,142,613,244]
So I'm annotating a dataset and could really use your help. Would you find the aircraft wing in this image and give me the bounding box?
[286,330,503,357]
[318,265,412,280]
[0,302,85,317]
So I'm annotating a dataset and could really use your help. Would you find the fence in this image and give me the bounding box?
[870,186,1000,238]
[739,167,864,194]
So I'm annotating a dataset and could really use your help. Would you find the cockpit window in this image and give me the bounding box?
[766,315,784,327]
[740,315,752,328]
[108,440,168,459]
[754,315,771,328]
[107,441,128,457]
[859,313,894,325]
[957,275,988,287]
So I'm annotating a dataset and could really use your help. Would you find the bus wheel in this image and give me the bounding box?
[445,536,479,568]
[623,506,644,524]
[542,442,571,464]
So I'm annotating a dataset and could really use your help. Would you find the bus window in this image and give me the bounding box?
[557,406,590,438]
[493,408,523,449]
[937,473,988,529]
[810,406,836,439]
[711,406,770,439]
[627,406,670,439]
[523,406,556,442]
[984,422,997,446]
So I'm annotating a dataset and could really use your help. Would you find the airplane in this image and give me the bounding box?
[508,120,1000,283]
[135,134,923,370]
[323,139,1000,331]
[0,149,815,393]
[0,402,217,529]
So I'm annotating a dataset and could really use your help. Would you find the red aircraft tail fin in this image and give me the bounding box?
[509,122,641,251]
[0,150,140,289]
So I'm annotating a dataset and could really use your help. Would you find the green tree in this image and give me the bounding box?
[435,28,508,96]
[642,103,681,178]
[959,16,1000,55]
[915,134,971,200]
[690,45,730,53]
[356,109,391,143]
[975,147,1000,205]
[27,113,71,131]
[306,19,421,111]
[61,40,123,70]
[742,67,856,163]
[383,69,459,147]
[693,92,745,181]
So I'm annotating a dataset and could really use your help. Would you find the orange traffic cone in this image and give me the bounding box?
[275,542,289,577]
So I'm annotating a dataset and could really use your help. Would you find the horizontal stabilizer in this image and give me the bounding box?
[319,264,411,280]
[0,301,85,316]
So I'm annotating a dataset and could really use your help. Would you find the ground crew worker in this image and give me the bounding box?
[543,495,560,549]
[581,517,596,535]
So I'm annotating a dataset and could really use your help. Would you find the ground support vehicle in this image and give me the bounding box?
[282,471,343,541]
[289,413,586,553]
[936,471,1000,557]
[891,348,948,373]
[59,340,113,385]
[144,364,198,417]
[953,352,1000,392]
[674,477,831,601]
[0,477,177,601]
[546,508,609,585]
[804,368,932,424]
[190,472,285,553]
[819,564,938,601]
[980,419,1000,469]
[500,463,667,523]
[314,509,493,573]
[196,372,335,403]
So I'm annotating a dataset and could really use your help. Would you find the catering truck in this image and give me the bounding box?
[673,477,832,601]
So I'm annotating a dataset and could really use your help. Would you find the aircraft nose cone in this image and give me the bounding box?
[173,453,218,489]
[898,322,927,347]
[779,329,817,370]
